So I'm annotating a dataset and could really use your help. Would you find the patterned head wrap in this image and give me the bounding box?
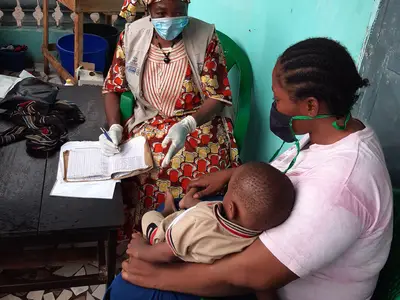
[120,0,191,22]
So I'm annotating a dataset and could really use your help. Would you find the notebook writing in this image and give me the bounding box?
[66,136,150,181]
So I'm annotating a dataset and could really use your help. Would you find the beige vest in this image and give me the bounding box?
[123,16,216,131]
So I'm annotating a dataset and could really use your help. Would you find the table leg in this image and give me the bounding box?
[105,15,112,25]
[42,0,49,75]
[74,12,84,79]
[107,230,117,287]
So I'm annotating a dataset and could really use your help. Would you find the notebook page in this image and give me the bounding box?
[67,147,109,181]
[108,136,148,177]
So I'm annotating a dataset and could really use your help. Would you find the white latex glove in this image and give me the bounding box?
[161,116,197,168]
[99,124,123,156]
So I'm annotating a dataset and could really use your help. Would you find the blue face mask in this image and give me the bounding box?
[151,16,189,41]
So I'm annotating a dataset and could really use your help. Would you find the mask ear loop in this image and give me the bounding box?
[283,140,300,174]
[269,141,285,163]
[332,113,351,130]
[273,113,350,173]
[269,116,300,173]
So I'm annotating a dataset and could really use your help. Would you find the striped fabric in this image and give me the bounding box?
[142,41,188,117]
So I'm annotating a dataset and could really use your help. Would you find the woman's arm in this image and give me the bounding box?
[104,92,122,127]
[122,186,363,297]
[187,168,235,199]
[192,97,224,126]
[102,31,129,127]
[256,290,281,300]
[194,31,233,126]
[122,239,298,297]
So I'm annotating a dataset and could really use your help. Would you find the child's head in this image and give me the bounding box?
[222,162,295,232]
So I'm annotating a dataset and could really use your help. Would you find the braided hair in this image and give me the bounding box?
[277,38,369,117]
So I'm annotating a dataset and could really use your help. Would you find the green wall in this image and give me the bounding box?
[1,0,379,161]
[0,27,72,65]
[189,0,379,162]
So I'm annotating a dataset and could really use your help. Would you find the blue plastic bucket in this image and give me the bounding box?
[56,33,108,76]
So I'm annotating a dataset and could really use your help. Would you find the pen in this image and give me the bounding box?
[100,127,120,151]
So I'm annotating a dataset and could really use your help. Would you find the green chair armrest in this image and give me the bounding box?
[120,91,135,123]
[217,30,253,152]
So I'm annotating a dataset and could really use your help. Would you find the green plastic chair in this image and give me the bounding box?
[119,30,253,153]
[371,188,400,300]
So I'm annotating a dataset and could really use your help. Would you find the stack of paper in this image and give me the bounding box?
[64,137,151,182]
[50,142,117,199]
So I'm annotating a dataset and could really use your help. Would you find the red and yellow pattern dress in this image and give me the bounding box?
[103,31,240,237]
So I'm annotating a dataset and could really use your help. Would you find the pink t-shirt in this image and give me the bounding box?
[261,127,393,300]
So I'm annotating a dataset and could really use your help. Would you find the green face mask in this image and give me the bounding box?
[269,103,351,173]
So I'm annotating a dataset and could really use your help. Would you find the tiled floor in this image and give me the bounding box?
[0,242,128,300]
[0,264,106,300]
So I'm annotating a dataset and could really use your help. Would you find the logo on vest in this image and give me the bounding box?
[126,64,140,76]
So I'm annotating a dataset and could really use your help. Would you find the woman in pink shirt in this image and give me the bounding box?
[116,38,393,300]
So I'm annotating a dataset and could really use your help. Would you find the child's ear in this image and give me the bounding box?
[229,201,238,220]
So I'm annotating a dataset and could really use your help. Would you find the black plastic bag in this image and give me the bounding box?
[0,77,59,110]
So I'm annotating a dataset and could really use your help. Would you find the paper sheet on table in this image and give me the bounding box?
[50,142,117,199]
[0,71,34,99]
[0,75,21,99]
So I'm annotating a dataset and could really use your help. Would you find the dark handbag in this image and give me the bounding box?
[0,77,59,110]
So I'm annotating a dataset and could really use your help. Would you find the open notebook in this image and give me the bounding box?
[63,136,153,182]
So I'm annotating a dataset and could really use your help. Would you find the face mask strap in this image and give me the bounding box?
[332,113,351,130]
[269,141,285,163]
[271,111,350,174]
[292,113,351,131]
[283,140,300,174]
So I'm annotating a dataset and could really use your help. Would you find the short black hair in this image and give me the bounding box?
[277,37,369,117]
[231,162,295,231]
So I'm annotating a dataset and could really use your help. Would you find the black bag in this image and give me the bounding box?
[0,77,59,110]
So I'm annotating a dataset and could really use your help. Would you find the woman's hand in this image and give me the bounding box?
[127,233,150,259]
[99,124,123,156]
[179,188,201,209]
[187,168,235,199]
[161,116,197,168]
[122,256,164,289]
[161,98,224,168]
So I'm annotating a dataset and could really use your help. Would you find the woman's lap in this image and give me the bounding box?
[120,116,240,236]
[108,273,200,300]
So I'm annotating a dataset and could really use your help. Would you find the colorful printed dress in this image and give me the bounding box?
[103,31,240,237]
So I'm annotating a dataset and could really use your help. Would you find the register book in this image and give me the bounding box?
[62,136,153,182]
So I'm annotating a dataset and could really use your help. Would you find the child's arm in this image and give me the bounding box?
[256,290,281,300]
[127,233,178,263]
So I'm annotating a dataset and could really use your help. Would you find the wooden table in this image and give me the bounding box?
[0,86,124,294]
[42,0,125,83]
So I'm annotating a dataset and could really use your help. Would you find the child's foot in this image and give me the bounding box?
[162,191,177,217]
[179,188,201,209]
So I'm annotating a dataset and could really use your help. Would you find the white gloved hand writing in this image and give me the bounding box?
[161,116,197,168]
[99,124,123,156]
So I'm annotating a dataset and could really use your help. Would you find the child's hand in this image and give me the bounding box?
[179,188,201,209]
[127,232,150,259]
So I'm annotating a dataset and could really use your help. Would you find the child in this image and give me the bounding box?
[131,162,295,265]
[122,162,295,300]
